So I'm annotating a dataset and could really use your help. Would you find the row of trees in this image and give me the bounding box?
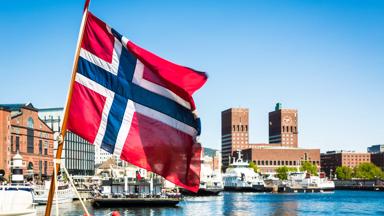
[249,161,318,180]
[335,163,384,180]
[248,161,384,181]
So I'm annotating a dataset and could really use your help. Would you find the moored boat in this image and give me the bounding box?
[0,153,36,216]
[223,151,271,192]
[180,156,224,196]
[33,179,75,205]
[278,172,335,193]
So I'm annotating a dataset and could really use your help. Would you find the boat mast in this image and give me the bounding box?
[45,0,91,215]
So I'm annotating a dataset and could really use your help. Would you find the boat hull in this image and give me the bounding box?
[92,197,181,208]
[278,187,335,193]
[180,188,223,196]
[0,209,36,216]
[224,186,273,192]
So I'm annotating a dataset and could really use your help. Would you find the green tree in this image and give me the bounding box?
[249,161,259,173]
[300,161,318,176]
[353,163,384,180]
[335,166,353,180]
[275,166,296,180]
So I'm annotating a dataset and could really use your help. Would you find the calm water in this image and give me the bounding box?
[37,191,384,216]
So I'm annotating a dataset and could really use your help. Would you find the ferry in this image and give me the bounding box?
[223,151,272,192]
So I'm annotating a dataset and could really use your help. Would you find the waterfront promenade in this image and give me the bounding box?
[36,191,384,216]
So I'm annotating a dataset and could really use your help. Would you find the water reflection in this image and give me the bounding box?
[36,191,384,216]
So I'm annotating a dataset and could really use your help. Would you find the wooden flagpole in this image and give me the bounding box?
[44,1,91,215]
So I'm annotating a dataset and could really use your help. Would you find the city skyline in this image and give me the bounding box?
[1,0,383,152]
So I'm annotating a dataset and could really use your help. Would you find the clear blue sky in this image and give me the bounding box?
[1,0,383,152]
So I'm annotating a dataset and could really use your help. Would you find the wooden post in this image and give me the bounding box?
[44,1,91,215]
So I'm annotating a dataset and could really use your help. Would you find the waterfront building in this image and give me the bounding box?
[94,146,128,167]
[367,144,384,153]
[221,103,320,172]
[95,147,114,166]
[320,150,371,177]
[0,103,54,180]
[221,108,249,168]
[370,152,384,171]
[242,147,320,173]
[202,147,221,172]
[38,107,95,176]
[268,103,298,147]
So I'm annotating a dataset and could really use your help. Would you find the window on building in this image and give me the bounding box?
[15,136,20,152]
[245,125,248,131]
[39,160,42,176]
[266,161,269,165]
[237,125,240,131]
[233,125,236,131]
[39,140,42,154]
[27,128,34,153]
[27,117,34,128]
[28,162,33,170]
[44,148,48,155]
[11,136,14,152]
[44,161,47,175]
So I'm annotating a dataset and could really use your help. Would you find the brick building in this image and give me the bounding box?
[0,103,54,180]
[242,147,320,173]
[221,103,320,173]
[221,108,249,167]
[269,103,298,147]
[371,153,384,171]
[320,151,371,176]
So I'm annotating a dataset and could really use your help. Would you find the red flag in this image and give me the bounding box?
[66,12,206,192]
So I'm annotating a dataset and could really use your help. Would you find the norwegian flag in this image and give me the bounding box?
[66,12,207,192]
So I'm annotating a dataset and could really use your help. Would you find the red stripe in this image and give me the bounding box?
[81,12,115,64]
[120,112,201,192]
[67,82,106,144]
[127,41,207,110]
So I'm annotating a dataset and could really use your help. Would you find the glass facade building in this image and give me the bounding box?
[38,108,95,176]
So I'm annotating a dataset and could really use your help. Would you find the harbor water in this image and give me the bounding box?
[36,190,384,215]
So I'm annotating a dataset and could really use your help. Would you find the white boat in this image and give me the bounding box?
[223,151,271,192]
[181,164,224,196]
[280,172,335,193]
[0,185,36,216]
[0,153,36,216]
[33,180,75,205]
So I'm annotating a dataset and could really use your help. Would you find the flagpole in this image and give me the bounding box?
[44,1,91,215]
